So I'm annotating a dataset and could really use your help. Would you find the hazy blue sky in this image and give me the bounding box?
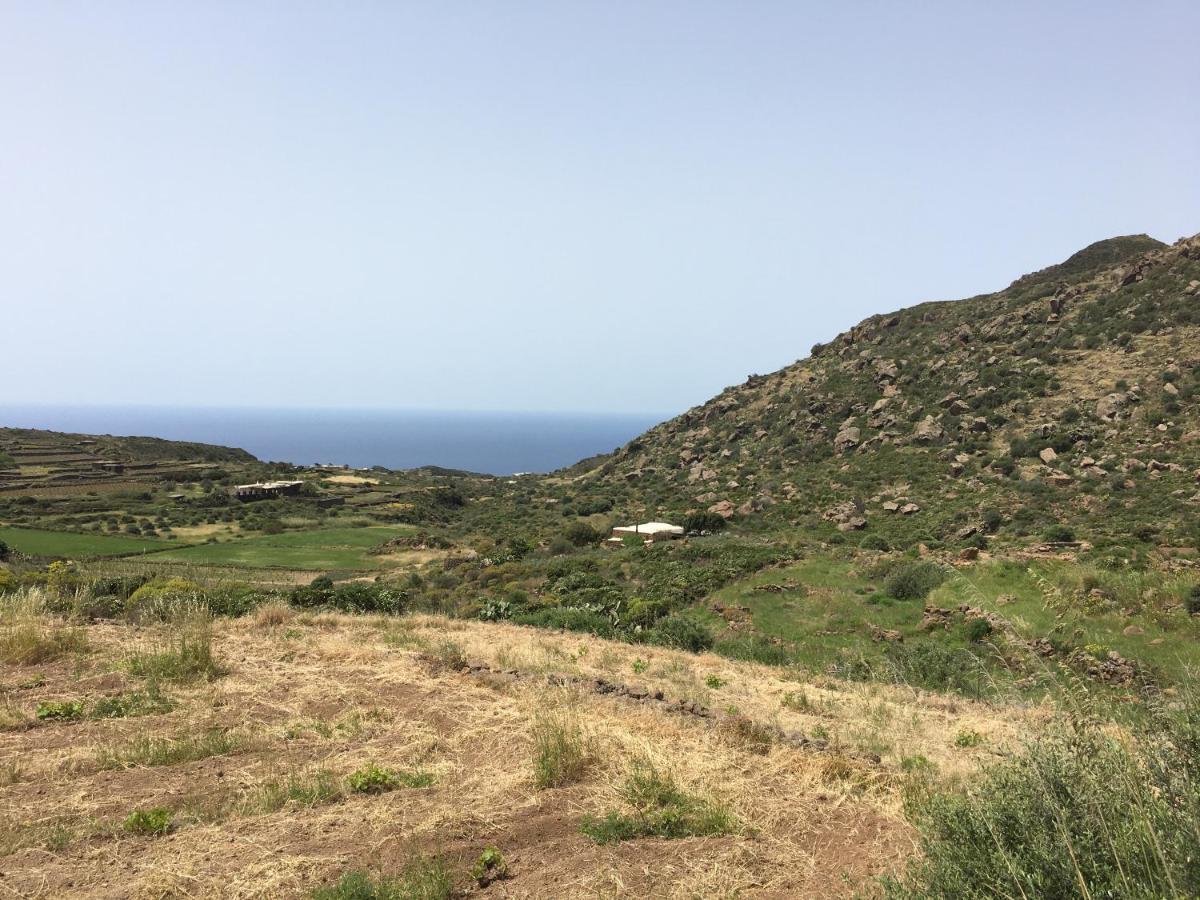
[2,1,1197,415]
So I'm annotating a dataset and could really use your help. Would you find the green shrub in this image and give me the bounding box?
[91,683,175,719]
[1186,585,1200,616]
[884,693,1200,898]
[963,618,993,643]
[645,613,713,652]
[127,578,201,617]
[859,534,891,551]
[884,562,946,601]
[681,511,727,534]
[1042,524,1076,543]
[563,521,601,547]
[122,807,174,836]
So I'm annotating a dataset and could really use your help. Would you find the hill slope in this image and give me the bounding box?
[583,232,1200,553]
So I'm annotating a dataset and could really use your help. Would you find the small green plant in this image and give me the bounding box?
[471,847,509,887]
[631,657,648,674]
[704,673,725,689]
[122,807,174,836]
[580,760,734,844]
[35,699,85,721]
[884,562,946,601]
[250,770,341,813]
[954,729,983,748]
[91,682,175,719]
[532,711,593,789]
[346,763,400,794]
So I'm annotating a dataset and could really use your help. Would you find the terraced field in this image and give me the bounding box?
[0,526,172,559]
[140,526,413,571]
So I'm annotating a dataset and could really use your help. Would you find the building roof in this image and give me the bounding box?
[234,480,304,491]
[611,522,684,536]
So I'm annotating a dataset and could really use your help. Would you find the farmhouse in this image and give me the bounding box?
[233,480,305,501]
[607,521,685,546]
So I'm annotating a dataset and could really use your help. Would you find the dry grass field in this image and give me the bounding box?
[0,600,1042,899]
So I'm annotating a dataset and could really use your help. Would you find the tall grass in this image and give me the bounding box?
[531,710,594,789]
[0,589,88,665]
[125,602,222,682]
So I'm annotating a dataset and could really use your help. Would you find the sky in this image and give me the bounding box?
[1,1,1197,416]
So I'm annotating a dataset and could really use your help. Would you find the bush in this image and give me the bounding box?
[859,534,891,551]
[563,521,601,547]
[1186,585,1200,616]
[884,562,946,601]
[346,763,400,794]
[681,511,727,534]
[645,613,713,653]
[1042,524,1076,543]
[884,693,1200,898]
[127,578,201,618]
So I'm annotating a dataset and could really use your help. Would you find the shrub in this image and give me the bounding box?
[563,521,601,547]
[127,578,202,618]
[1042,524,1076,543]
[859,534,891,551]
[884,562,945,601]
[884,694,1200,899]
[532,712,593,789]
[645,613,713,653]
[963,617,993,643]
[1186,585,1200,616]
[122,807,174,836]
[681,511,727,534]
[346,763,400,794]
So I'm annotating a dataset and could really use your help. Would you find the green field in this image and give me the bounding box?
[140,525,412,570]
[0,525,172,559]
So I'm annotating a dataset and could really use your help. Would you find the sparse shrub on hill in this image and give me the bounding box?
[563,520,601,547]
[289,581,407,615]
[884,562,945,602]
[644,613,713,653]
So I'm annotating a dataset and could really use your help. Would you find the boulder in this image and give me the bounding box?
[1039,447,1058,464]
[913,415,944,443]
[834,423,861,453]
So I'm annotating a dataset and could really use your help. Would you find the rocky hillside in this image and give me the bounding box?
[582,233,1200,554]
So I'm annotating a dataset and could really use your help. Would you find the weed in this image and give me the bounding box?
[532,711,593,789]
[249,770,340,813]
[345,762,429,794]
[125,607,221,683]
[781,690,811,712]
[704,674,725,689]
[35,699,85,721]
[631,658,648,674]
[91,682,175,719]
[312,859,452,900]
[122,807,174,836]
[954,730,983,748]
[472,847,508,887]
[581,760,734,843]
[97,728,242,769]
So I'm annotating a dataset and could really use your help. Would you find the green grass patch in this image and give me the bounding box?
[345,763,432,794]
[0,526,169,559]
[141,526,413,571]
[312,859,452,900]
[580,760,734,844]
[96,728,243,769]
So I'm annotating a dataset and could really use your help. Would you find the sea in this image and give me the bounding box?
[0,405,664,476]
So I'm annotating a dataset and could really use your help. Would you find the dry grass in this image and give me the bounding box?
[0,609,1045,898]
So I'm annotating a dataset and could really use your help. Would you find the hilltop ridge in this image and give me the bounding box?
[577,231,1200,552]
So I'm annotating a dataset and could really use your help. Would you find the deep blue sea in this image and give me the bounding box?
[0,405,664,476]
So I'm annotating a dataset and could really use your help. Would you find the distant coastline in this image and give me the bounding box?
[0,405,663,476]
